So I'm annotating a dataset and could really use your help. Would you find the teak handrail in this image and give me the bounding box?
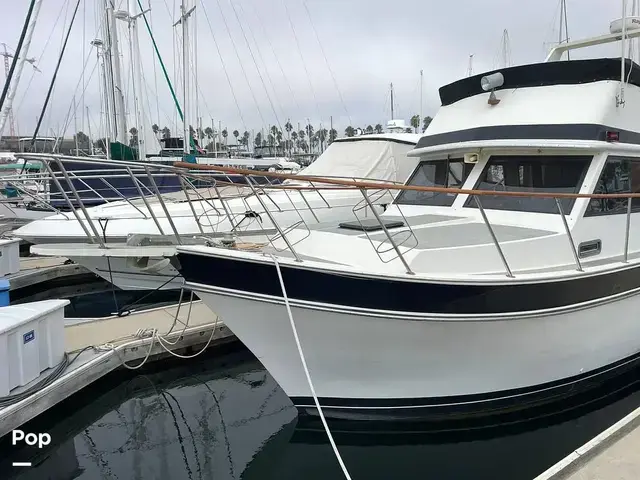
[173,162,640,200]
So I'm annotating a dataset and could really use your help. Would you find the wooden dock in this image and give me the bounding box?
[0,300,236,438]
[535,402,640,479]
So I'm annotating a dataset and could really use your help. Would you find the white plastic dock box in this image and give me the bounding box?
[0,238,20,277]
[0,299,69,396]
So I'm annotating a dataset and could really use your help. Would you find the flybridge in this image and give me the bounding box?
[438,58,640,107]
[437,17,640,108]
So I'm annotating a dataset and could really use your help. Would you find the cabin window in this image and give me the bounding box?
[585,156,640,216]
[395,159,473,206]
[464,155,591,214]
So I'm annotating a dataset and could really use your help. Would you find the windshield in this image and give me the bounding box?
[395,158,473,206]
[464,155,591,214]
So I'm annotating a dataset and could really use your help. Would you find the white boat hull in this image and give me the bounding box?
[69,255,183,291]
[192,284,640,419]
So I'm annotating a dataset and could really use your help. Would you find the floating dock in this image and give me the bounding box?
[6,256,92,291]
[535,403,640,479]
[0,300,236,438]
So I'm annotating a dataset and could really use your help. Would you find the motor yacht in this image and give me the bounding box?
[173,23,640,420]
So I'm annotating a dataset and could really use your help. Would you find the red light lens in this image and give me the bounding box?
[605,131,620,142]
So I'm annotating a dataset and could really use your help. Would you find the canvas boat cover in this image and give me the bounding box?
[295,134,420,184]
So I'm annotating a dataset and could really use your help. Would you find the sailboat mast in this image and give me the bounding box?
[390,82,394,119]
[419,70,423,124]
[86,106,94,155]
[0,0,42,137]
[181,0,191,156]
[106,2,127,143]
[127,0,145,158]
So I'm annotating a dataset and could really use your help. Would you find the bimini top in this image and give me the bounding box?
[439,57,640,106]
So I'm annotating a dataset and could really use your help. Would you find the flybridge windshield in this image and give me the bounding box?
[395,159,473,206]
[464,155,591,214]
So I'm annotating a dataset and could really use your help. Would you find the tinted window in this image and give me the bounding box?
[395,159,473,206]
[464,155,591,214]
[585,156,640,216]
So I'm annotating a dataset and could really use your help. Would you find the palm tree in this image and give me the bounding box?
[204,126,214,141]
[152,124,160,138]
[268,133,275,146]
[316,128,328,151]
[254,132,262,148]
[344,126,355,137]
[329,128,338,144]
[305,124,314,144]
[410,115,421,133]
[222,128,228,146]
[284,120,293,154]
[298,129,306,148]
[291,131,298,153]
[233,129,239,145]
[422,116,433,132]
[374,124,383,134]
[242,131,250,150]
[365,125,374,135]
[129,127,138,147]
[74,131,90,147]
[161,126,171,139]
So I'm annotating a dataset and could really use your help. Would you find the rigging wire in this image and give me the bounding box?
[14,0,72,113]
[234,1,288,126]
[59,55,100,140]
[302,0,352,125]
[227,0,285,132]
[213,0,268,129]
[245,1,302,114]
[198,0,247,131]
[281,0,323,124]
[0,0,37,113]
[30,0,83,147]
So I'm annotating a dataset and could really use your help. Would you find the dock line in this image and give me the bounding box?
[99,291,219,370]
[271,254,352,480]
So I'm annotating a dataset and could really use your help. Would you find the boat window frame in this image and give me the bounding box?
[462,153,592,215]
[394,157,474,207]
[584,155,640,217]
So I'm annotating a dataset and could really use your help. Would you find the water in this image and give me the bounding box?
[2,342,640,480]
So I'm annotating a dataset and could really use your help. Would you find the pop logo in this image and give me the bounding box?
[12,430,51,449]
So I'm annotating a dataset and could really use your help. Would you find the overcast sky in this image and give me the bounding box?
[1,0,623,139]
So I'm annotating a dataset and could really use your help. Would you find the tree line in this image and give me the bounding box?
[73,114,434,155]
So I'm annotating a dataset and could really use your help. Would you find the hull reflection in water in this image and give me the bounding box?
[0,349,296,480]
[2,349,640,479]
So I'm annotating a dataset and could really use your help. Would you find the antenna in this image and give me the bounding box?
[619,0,628,107]
[559,0,570,60]
[500,29,512,67]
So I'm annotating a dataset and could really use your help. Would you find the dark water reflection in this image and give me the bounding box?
[2,345,640,480]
